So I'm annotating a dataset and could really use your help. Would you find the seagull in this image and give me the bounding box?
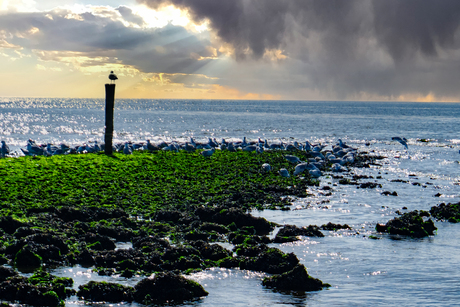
[279,168,290,178]
[123,142,132,155]
[392,137,408,150]
[201,148,215,158]
[109,71,118,84]
[262,163,271,172]
[284,155,302,164]
[1,141,10,158]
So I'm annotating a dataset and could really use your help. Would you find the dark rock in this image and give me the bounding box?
[14,247,42,270]
[85,233,116,251]
[76,249,95,266]
[154,210,184,223]
[189,241,231,261]
[375,211,437,238]
[55,206,127,222]
[358,182,381,189]
[239,247,299,274]
[0,216,27,235]
[381,191,398,196]
[133,272,208,304]
[77,281,134,302]
[0,275,66,306]
[262,264,330,292]
[275,225,324,240]
[195,207,274,235]
[320,222,351,231]
[430,202,460,222]
[0,267,17,282]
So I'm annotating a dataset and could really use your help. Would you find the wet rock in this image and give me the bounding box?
[189,240,231,261]
[94,248,145,269]
[199,222,230,234]
[132,235,170,252]
[320,222,351,231]
[14,247,42,270]
[239,247,299,274]
[262,264,330,292]
[375,211,437,238]
[75,249,96,266]
[95,225,135,241]
[0,216,27,235]
[154,210,184,223]
[84,233,116,251]
[0,267,17,282]
[381,191,398,196]
[133,272,208,304]
[274,225,324,243]
[55,206,127,222]
[13,226,42,238]
[0,275,66,306]
[358,182,382,189]
[430,202,460,222]
[195,207,274,235]
[77,281,134,303]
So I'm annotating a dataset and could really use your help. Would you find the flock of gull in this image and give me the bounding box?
[0,136,409,179]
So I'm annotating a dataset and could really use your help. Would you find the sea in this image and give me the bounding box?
[1,98,460,306]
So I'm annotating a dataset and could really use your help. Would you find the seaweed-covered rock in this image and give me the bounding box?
[0,267,17,282]
[239,247,299,274]
[54,206,127,222]
[133,272,208,304]
[430,202,460,222]
[0,275,67,306]
[195,207,274,235]
[274,225,323,243]
[84,233,116,251]
[376,211,437,238]
[77,281,134,302]
[14,247,42,270]
[262,264,330,291]
[0,216,27,235]
[320,222,351,231]
[189,241,231,261]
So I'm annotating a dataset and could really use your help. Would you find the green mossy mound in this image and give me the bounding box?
[263,264,330,292]
[77,281,134,303]
[134,272,208,304]
[0,151,317,217]
[376,210,437,238]
[0,270,74,306]
[430,202,460,223]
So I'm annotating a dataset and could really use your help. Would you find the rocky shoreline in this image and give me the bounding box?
[0,147,457,305]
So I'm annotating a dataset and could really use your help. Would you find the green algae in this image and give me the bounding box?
[0,150,316,220]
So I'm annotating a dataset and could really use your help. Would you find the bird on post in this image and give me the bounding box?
[109,71,118,84]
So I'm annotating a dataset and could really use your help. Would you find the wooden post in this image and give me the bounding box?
[105,84,115,155]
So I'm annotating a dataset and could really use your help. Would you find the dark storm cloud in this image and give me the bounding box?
[139,0,460,61]
[138,0,460,99]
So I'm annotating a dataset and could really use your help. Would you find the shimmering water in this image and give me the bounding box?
[1,98,460,306]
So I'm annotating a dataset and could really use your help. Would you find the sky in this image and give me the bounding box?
[1,0,460,101]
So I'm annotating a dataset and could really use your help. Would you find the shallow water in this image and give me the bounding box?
[1,98,460,306]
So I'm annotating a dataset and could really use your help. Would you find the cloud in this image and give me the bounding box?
[0,6,217,73]
[136,0,460,100]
